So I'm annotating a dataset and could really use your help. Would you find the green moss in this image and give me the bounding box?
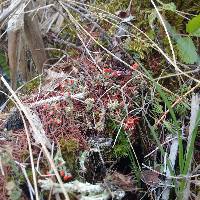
[48,45,64,58]
[21,77,41,95]
[106,119,130,158]
[0,51,9,76]
[1,150,26,200]
[93,0,129,13]
[68,48,79,57]
[60,139,79,174]
[164,11,184,32]
[6,181,22,200]
[161,0,200,11]
[123,37,151,59]
[112,131,130,158]
[60,20,78,44]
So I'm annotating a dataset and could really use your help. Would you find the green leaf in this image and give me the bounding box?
[176,37,198,64]
[186,14,200,37]
[162,2,176,12]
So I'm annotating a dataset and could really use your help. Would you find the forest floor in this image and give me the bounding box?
[0,1,200,200]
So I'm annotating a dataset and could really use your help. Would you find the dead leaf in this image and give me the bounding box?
[141,170,161,186]
[107,172,136,191]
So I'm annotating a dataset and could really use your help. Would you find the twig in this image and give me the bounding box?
[29,92,85,108]
[144,136,178,158]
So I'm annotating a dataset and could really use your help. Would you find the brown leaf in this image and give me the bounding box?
[141,170,161,186]
[107,172,136,191]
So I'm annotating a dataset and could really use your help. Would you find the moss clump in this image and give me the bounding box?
[0,51,9,76]
[93,0,129,14]
[1,150,25,200]
[60,138,79,174]
[123,37,151,59]
[21,78,40,95]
